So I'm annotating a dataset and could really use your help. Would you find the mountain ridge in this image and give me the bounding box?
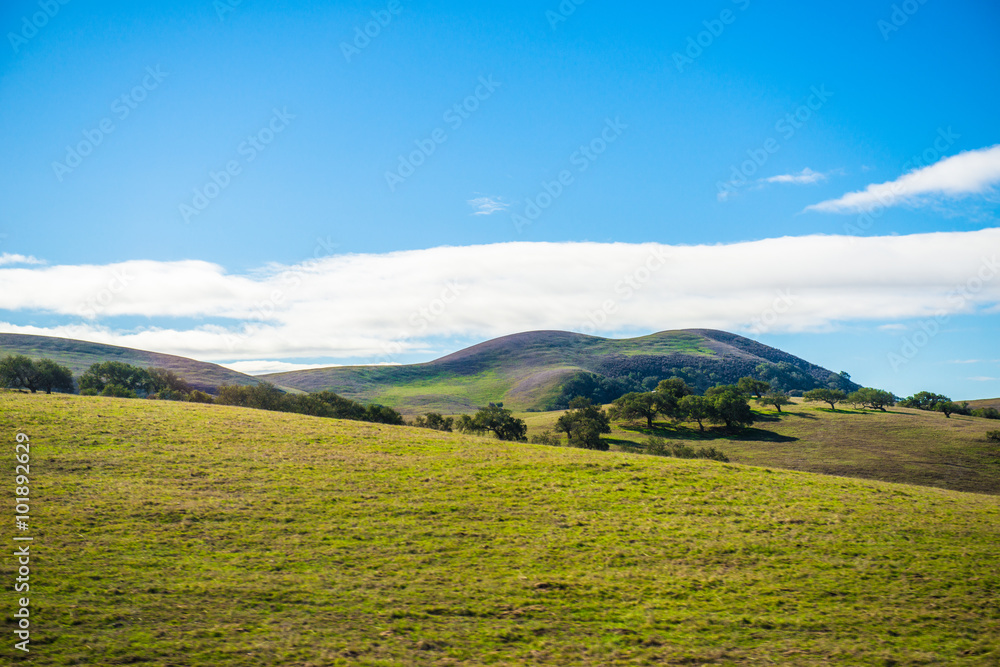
[261,328,859,413]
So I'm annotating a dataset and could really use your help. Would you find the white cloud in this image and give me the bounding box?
[468,196,509,215]
[0,253,44,266]
[2,229,999,363]
[968,376,999,382]
[877,323,908,332]
[806,144,1000,213]
[718,167,831,201]
[763,168,827,185]
[220,360,340,375]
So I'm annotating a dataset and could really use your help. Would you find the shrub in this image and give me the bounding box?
[101,384,138,399]
[187,390,214,403]
[529,431,560,446]
[413,412,454,431]
[987,430,1000,443]
[972,407,1000,420]
[643,436,728,462]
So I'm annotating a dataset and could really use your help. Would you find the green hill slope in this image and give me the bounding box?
[0,332,259,393]
[3,393,998,666]
[262,329,857,413]
[522,399,1000,495]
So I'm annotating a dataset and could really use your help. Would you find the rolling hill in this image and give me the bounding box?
[0,332,260,393]
[3,392,998,666]
[262,328,859,414]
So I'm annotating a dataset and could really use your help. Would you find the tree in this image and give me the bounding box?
[0,355,42,392]
[216,383,286,410]
[973,407,1000,420]
[34,359,75,394]
[557,397,611,450]
[471,403,527,442]
[655,378,693,421]
[848,387,896,412]
[936,402,961,418]
[610,392,660,428]
[454,414,478,434]
[757,391,791,413]
[678,394,712,432]
[414,412,453,431]
[705,384,754,429]
[79,361,156,397]
[101,384,138,398]
[803,388,847,410]
[147,368,193,399]
[737,376,770,399]
[900,391,950,411]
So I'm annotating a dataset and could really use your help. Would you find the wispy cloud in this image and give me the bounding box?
[0,253,44,266]
[805,144,1000,213]
[718,167,832,201]
[2,229,999,362]
[468,196,509,215]
[968,376,999,382]
[878,323,908,331]
[762,167,827,185]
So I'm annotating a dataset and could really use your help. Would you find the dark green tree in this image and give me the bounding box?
[147,368,193,399]
[900,391,950,411]
[216,382,286,410]
[654,377,693,421]
[471,403,527,442]
[557,397,611,449]
[364,404,405,425]
[413,412,454,431]
[0,355,42,392]
[737,376,770,399]
[757,391,791,413]
[610,392,660,428]
[936,402,960,418]
[677,395,711,431]
[79,361,156,397]
[848,387,896,412]
[705,384,754,429]
[34,359,75,394]
[803,388,847,410]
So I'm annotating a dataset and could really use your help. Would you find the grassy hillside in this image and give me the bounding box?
[966,397,1000,411]
[522,399,1000,495]
[3,393,999,666]
[0,333,259,393]
[261,329,855,414]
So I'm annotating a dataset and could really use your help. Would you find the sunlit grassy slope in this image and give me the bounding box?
[521,398,1000,495]
[2,393,999,666]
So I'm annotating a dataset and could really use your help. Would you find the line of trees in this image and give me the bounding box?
[899,391,999,420]
[608,378,756,431]
[0,355,75,394]
[1,355,405,427]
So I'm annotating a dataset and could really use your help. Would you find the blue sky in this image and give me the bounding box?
[1,0,999,400]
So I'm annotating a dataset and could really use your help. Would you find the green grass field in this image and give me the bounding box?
[3,393,999,666]
[520,399,1000,496]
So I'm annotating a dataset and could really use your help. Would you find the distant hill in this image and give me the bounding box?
[0,333,259,393]
[967,397,1000,410]
[261,329,859,413]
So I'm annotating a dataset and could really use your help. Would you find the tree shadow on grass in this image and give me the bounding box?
[620,423,798,443]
